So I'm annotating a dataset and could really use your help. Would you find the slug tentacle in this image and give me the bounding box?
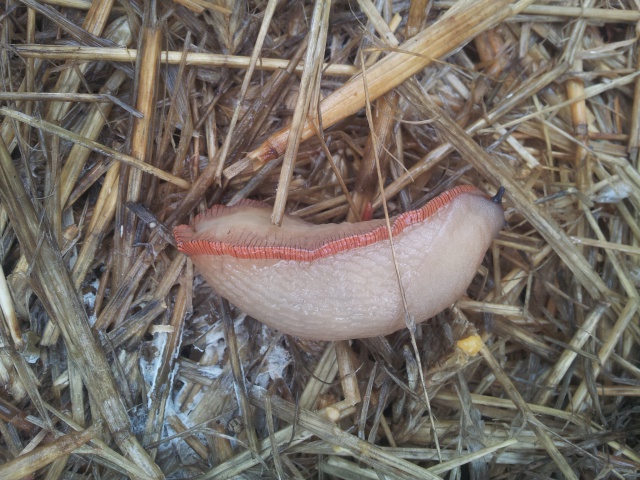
[174,186,505,341]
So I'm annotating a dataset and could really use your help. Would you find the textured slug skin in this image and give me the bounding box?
[174,186,504,341]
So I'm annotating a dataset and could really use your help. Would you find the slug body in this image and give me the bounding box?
[174,185,504,341]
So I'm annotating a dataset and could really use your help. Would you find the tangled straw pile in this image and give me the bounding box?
[0,0,639,478]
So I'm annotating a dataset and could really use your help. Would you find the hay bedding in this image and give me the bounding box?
[0,0,639,478]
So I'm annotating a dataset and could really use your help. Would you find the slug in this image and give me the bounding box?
[174,185,505,341]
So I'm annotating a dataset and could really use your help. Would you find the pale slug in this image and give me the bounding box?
[174,185,505,340]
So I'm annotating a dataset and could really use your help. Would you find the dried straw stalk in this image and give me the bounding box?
[1,0,639,478]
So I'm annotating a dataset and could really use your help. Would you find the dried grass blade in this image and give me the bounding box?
[221,298,260,452]
[271,0,331,225]
[45,402,157,479]
[113,15,162,288]
[17,0,134,76]
[13,45,359,76]
[44,0,117,124]
[141,263,191,452]
[168,41,308,225]
[0,424,100,480]
[0,107,190,189]
[298,342,339,410]
[534,303,609,406]
[426,438,519,474]
[569,299,639,411]
[60,70,129,206]
[236,0,537,175]
[0,263,21,347]
[479,345,578,480]
[250,387,442,480]
[0,137,163,479]
[201,423,313,479]
[213,0,279,182]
